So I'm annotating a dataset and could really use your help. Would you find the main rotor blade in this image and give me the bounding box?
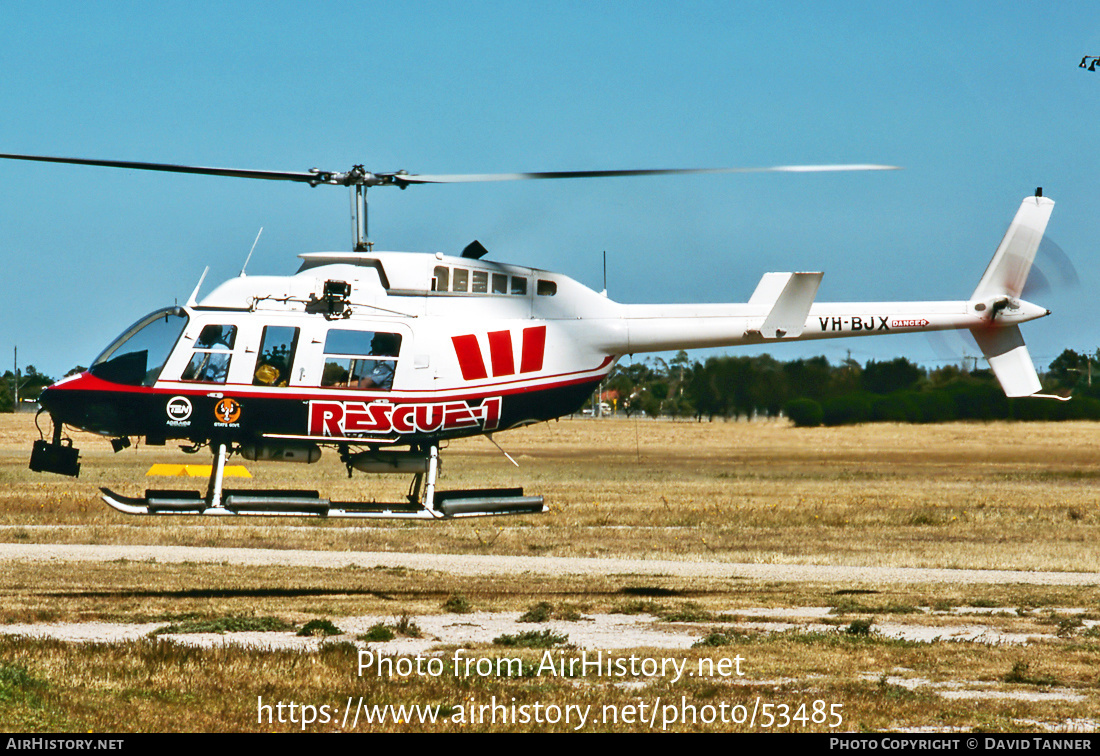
[394,164,900,184]
[0,152,324,183]
[0,152,900,188]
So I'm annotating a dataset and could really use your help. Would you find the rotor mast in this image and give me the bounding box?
[352,184,370,251]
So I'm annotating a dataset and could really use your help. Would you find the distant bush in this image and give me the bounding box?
[946,381,1009,420]
[910,391,956,423]
[785,398,823,427]
[871,392,914,423]
[862,358,922,394]
[822,393,873,426]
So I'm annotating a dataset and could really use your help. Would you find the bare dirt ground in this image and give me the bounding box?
[5,541,1100,584]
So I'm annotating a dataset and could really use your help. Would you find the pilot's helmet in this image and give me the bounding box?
[370,332,400,356]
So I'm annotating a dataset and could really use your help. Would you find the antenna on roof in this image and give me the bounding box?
[186,267,210,308]
[240,227,263,277]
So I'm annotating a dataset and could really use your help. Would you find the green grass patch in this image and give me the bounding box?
[443,594,473,614]
[611,600,667,615]
[358,623,395,642]
[297,619,342,637]
[518,602,585,623]
[152,615,293,635]
[0,663,46,704]
[492,629,570,648]
[518,601,554,623]
[358,613,423,642]
[846,618,874,636]
[1003,661,1060,687]
[692,628,749,647]
[830,599,920,615]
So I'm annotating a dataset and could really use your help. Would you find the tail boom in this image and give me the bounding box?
[596,298,1043,354]
[588,194,1054,400]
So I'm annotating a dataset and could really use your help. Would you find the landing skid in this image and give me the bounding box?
[101,443,546,519]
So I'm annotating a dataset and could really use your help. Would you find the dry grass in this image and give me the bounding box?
[4,413,1100,571]
[4,413,1100,732]
[3,627,1099,732]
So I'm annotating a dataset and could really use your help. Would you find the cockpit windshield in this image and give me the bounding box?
[90,307,189,386]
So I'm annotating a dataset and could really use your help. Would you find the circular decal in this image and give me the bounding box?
[214,398,241,424]
[166,396,193,422]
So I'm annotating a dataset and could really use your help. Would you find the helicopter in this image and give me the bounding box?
[4,152,1057,520]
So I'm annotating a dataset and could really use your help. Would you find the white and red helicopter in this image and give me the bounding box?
[5,153,1056,519]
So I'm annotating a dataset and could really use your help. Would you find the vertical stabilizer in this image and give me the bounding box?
[971,195,1054,301]
[968,193,1055,398]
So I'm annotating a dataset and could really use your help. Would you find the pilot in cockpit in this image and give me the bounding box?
[355,332,400,390]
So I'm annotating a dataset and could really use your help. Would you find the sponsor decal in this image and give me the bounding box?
[308,397,502,437]
[166,396,193,427]
[214,398,242,426]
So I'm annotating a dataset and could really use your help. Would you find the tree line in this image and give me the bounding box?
[599,348,1100,426]
[0,365,60,413]
[7,350,1100,425]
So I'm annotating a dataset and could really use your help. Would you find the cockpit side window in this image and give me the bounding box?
[90,307,189,387]
[181,324,237,384]
[320,329,402,390]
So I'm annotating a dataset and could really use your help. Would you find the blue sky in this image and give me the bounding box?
[2,2,1099,379]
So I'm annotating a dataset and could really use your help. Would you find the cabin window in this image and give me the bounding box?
[252,326,299,387]
[432,266,449,292]
[537,279,557,296]
[429,266,529,296]
[472,270,488,293]
[89,307,189,387]
[181,324,237,384]
[320,329,402,390]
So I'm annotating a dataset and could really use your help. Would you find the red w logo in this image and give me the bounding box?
[452,326,546,381]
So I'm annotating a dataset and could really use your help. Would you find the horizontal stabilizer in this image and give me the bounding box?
[969,325,1041,397]
[972,196,1055,300]
[752,272,823,339]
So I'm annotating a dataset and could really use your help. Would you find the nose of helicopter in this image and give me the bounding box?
[35,379,74,426]
[33,373,109,435]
